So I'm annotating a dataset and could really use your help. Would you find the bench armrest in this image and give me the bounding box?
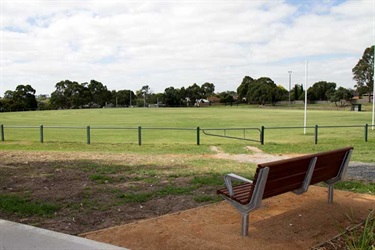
[224,173,253,196]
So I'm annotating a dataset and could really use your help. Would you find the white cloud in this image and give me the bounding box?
[0,0,373,96]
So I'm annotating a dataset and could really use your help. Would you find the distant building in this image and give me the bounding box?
[207,96,220,104]
[195,99,210,107]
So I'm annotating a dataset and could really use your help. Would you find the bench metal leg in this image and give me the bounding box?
[328,185,334,204]
[241,213,249,236]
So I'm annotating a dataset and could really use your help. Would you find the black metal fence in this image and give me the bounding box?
[0,124,374,145]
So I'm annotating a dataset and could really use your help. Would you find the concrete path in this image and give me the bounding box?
[0,220,127,250]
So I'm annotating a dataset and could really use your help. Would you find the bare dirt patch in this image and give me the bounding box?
[0,151,216,235]
[209,146,292,163]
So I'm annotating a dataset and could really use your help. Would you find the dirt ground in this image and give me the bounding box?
[1,147,374,249]
[0,150,214,235]
[82,186,375,250]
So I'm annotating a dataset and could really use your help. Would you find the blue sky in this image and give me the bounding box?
[0,0,373,97]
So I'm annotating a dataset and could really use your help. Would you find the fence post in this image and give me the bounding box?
[1,125,4,141]
[87,126,91,144]
[138,126,142,145]
[40,125,44,143]
[196,127,200,145]
[314,125,318,144]
[365,124,368,142]
[260,126,265,145]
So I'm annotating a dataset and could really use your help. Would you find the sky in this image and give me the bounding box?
[0,0,374,97]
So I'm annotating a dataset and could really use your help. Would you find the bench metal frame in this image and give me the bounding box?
[221,157,317,236]
[325,148,353,203]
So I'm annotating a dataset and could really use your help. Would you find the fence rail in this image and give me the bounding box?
[202,128,261,143]
[0,124,374,145]
[261,124,374,145]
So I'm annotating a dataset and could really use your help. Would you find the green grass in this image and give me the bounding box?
[89,174,115,184]
[0,194,59,216]
[344,210,375,250]
[334,181,375,195]
[117,192,154,203]
[1,107,374,144]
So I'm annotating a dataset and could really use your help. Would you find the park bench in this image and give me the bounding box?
[216,147,353,236]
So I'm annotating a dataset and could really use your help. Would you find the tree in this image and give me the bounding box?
[135,85,152,107]
[78,82,92,107]
[112,90,135,107]
[185,83,202,105]
[291,84,304,101]
[36,94,51,110]
[164,87,182,106]
[201,82,215,98]
[16,84,38,110]
[307,81,336,101]
[148,92,164,106]
[50,80,90,109]
[50,81,69,109]
[0,98,4,112]
[87,80,111,107]
[275,85,288,102]
[2,90,16,111]
[0,97,12,112]
[237,76,254,102]
[1,85,37,111]
[246,77,278,105]
[352,45,374,102]
[179,87,188,106]
[217,91,236,104]
[4,90,15,99]
[329,87,353,106]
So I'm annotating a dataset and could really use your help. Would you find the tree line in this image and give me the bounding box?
[0,80,220,111]
[0,45,373,112]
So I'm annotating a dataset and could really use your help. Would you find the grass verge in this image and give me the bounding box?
[0,194,59,217]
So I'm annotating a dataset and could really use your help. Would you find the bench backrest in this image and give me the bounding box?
[250,147,353,200]
[252,154,317,199]
[309,147,353,185]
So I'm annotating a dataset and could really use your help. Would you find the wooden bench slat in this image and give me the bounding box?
[254,156,315,200]
[217,183,254,205]
[310,149,348,184]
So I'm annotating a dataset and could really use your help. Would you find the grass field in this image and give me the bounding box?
[1,106,374,162]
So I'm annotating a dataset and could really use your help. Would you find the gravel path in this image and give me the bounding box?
[346,162,375,182]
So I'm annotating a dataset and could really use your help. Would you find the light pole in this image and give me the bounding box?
[288,71,292,105]
[304,61,308,134]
